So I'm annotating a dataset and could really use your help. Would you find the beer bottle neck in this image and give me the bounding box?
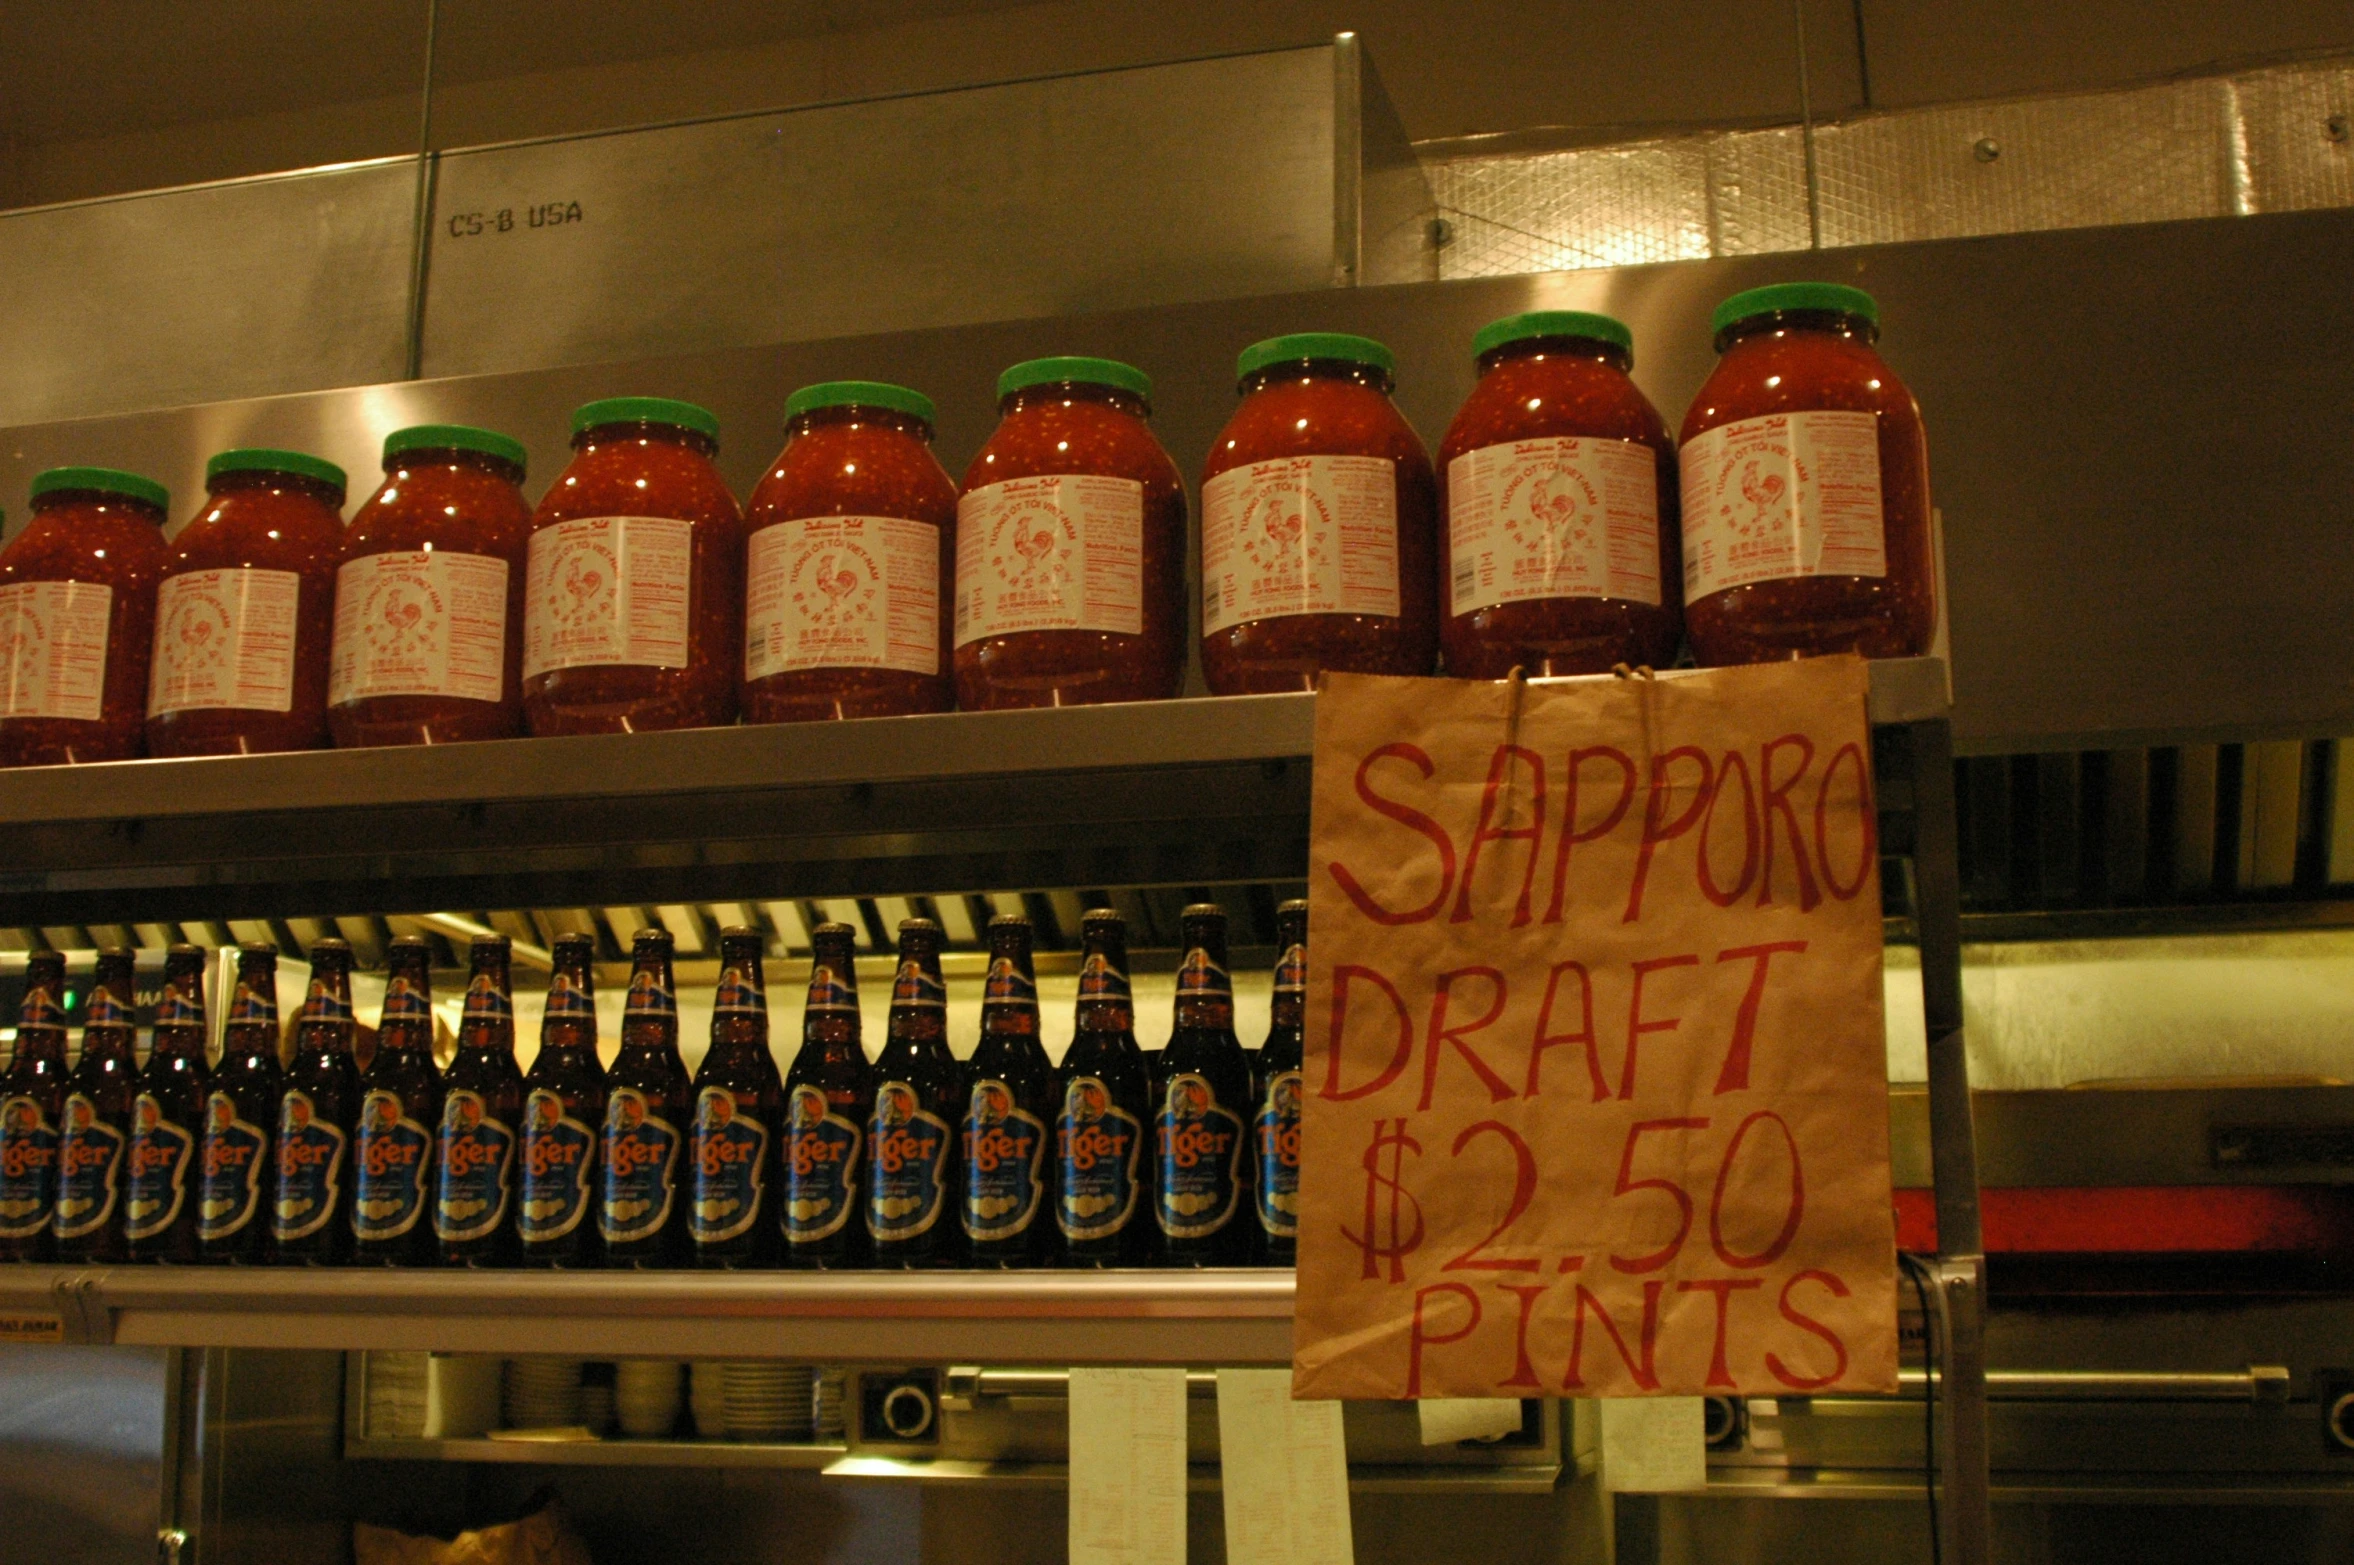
[148,1024,208,1066]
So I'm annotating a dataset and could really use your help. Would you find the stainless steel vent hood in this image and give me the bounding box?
[0,36,1429,428]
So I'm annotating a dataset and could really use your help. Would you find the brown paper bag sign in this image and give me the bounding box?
[1292,657,1897,1401]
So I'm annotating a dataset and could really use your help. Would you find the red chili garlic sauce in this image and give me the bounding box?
[954,357,1186,709]
[0,469,172,765]
[741,382,955,723]
[146,449,347,757]
[1437,312,1681,678]
[523,397,743,735]
[328,425,534,747]
[1198,333,1437,694]
[1678,283,1935,666]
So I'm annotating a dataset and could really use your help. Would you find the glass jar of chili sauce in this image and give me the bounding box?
[1199,333,1437,692]
[524,397,743,735]
[741,381,954,723]
[0,468,172,766]
[954,358,1186,709]
[1437,312,1681,678]
[329,424,534,747]
[147,449,346,757]
[1678,283,1934,665]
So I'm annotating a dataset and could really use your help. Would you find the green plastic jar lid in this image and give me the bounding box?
[1237,332,1396,382]
[785,380,937,427]
[996,357,1152,404]
[1712,282,1880,336]
[1474,310,1634,359]
[29,466,171,513]
[205,448,348,495]
[383,424,528,475]
[571,396,721,443]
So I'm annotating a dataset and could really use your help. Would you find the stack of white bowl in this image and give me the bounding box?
[614,1360,684,1439]
[719,1362,815,1442]
[364,1352,430,1439]
[689,1361,727,1439]
[501,1358,585,1429]
[814,1367,848,1442]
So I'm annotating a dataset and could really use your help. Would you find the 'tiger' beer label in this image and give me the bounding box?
[0,1096,61,1239]
[196,1093,267,1241]
[517,1089,596,1244]
[124,1094,195,1242]
[802,964,857,1015]
[867,1081,949,1240]
[52,1094,123,1241]
[461,975,513,1025]
[599,1087,680,1244]
[961,1079,1045,1242]
[272,1090,347,1242]
[1056,1076,1141,1242]
[352,1090,432,1241]
[688,1088,769,1244]
[890,960,946,1010]
[1254,1070,1303,1239]
[1154,1073,1243,1239]
[436,1090,515,1243]
[781,1084,861,1244]
[1076,950,1131,1002]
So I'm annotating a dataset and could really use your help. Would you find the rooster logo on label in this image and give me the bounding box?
[1236,475,1330,600]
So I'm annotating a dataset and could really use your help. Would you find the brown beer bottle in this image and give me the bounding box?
[352,936,442,1265]
[1153,904,1254,1266]
[127,944,210,1263]
[601,927,690,1267]
[437,935,524,1266]
[1252,900,1307,1267]
[53,948,139,1262]
[272,939,359,1265]
[1056,909,1153,1266]
[962,914,1054,1267]
[688,927,784,1268]
[0,951,69,1261]
[780,923,871,1268]
[196,944,281,1264]
[866,918,962,1268]
[517,934,604,1267]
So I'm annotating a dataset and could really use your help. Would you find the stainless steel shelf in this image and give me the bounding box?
[0,1265,1296,1364]
[0,660,1943,925]
[347,1434,847,1469]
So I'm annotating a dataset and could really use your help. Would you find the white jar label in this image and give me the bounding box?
[745,514,939,678]
[329,550,510,705]
[953,475,1144,647]
[0,580,112,723]
[1677,410,1885,602]
[1199,454,1398,635]
[149,568,301,715]
[1446,436,1661,615]
[522,515,693,678]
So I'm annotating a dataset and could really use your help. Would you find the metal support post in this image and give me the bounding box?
[1906,716,1992,1565]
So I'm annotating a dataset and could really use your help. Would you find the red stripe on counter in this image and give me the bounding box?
[1893,1185,2354,1255]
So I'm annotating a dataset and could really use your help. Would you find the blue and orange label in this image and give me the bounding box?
[353,1089,432,1241]
[273,1090,347,1242]
[961,1078,1045,1242]
[1155,1073,1243,1239]
[518,1088,596,1244]
[1057,1076,1142,1242]
[780,1083,861,1244]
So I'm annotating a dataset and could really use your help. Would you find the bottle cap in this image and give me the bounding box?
[1473,310,1634,360]
[631,926,674,952]
[811,922,858,942]
[1180,902,1227,925]
[986,912,1032,931]
[572,396,721,444]
[1711,282,1880,338]
[383,423,528,476]
[1081,907,1123,929]
[471,934,510,958]
[205,448,348,499]
[785,380,936,427]
[896,917,942,936]
[29,466,171,513]
[1236,332,1396,382]
[308,937,352,961]
[996,356,1153,405]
